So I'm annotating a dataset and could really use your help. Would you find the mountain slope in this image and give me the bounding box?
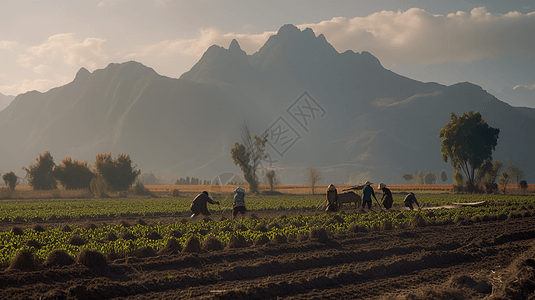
[1,25,533,184]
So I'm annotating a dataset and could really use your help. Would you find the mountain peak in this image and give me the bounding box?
[229,39,242,52]
[277,24,301,37]
[74,67,91,81]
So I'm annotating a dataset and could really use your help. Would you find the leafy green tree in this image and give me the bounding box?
[54,158,94,190]
[93,153,141,191]
[440,170,448,183]
[23,151,57,190]
[424,172,437,184]
[231,124,268,194]
[2,171,18,190]
[439,111,500,191]
[402,173,414,184]
[453,169,464,192]
[506,159,525,185]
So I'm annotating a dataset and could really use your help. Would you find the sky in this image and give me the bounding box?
[1,0,534,107]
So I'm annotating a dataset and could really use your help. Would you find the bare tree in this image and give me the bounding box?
[305,167,321,195]
[231,123,268,194]
[506,159,525,185]
[264,169,280,191]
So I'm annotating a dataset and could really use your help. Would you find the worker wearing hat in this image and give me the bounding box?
[362,181,377,210]
[325,184,339,212]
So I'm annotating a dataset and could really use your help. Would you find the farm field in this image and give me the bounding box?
[1,190,535,299]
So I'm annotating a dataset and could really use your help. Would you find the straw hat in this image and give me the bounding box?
[364,181,373,186]
[378,183,386,190]
[328,184,336,191]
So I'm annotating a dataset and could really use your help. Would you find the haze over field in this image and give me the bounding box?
[0,1,534,185]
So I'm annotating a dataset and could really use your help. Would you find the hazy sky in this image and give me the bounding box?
[1,0,534,105]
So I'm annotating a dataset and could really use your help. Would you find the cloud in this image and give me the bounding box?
[19,33,108,70]
[298,7,535,66]
[0,41,18,50]
[514,83,535,90]
[124,28,274,59]
[124,6,535,71]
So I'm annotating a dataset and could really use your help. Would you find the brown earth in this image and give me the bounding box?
[2,211,535,299]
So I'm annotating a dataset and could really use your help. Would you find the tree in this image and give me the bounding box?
[54,158,94,190]
[138,171,160,185]
[424,172,437,185]
[23,151,57,190]
[499,171,510,195]
[506,159,525,185]
[439,111,500,191]
[415,171,424,185]
[264,169,280,191]
[93,153,141,191]
[230,123,268,194]
[440,170,448,183]
[402,173,414,184]
[305,167,321,194]
[476,160,502,193]
[2,171,18,190]
[453,169,464,192]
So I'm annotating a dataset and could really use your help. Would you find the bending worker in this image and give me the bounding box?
[403,192,420,210]
[190,191,220,220]
[378,183,393,210]
[325,184,339,212]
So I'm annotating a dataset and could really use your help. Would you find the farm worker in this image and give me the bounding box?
[325,184,339,212]
[233,186,247,218]
[362,181,377,210]
[378,183,393,210]
[403,192,420,210]
[190,191,220,220]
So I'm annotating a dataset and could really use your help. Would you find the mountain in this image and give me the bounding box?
[0,93,15,112]
[494,86,535,109]
[1,24,534,184]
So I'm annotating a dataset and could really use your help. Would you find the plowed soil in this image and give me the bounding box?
[2,214,535,299]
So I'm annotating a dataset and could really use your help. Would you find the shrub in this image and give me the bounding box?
[133,182,151,195]
[90,175,109,198]
[93,153,141,191]
[2,171,18,190]
[23,151,57,190]
[170,189,180,197]
[54,158,95,190]
[519,180,528,190]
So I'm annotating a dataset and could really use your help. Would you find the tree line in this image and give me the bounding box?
[2,151,140,194]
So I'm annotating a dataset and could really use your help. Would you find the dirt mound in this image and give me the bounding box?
[68,235,86,246]
[130,247,156,258]
[253,234,270,246]
[44,250,75,267]
[25,240,41,249]
[32,224,46,232]
[8,250,35,271]
[202,236,224,252]
[120,233,137,240]
[226,234,249,249]
[103,232,118,242]
[77,249,108,267]
[309,227,329,242]
[146,231,162,240]
[158,238,182,255]
[183,235,201,253]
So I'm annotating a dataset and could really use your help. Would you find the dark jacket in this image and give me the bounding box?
[381,187,393,209]
[362,185,376,201]
[191,193,218,216]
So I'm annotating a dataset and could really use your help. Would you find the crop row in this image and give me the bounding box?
[1,194,534,222]
[1,200,532,266]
